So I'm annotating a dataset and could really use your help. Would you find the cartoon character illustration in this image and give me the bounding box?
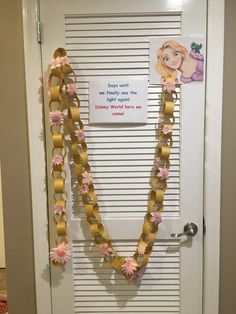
[156,40,204,83]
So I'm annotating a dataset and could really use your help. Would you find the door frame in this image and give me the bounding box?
[22,0,224,313]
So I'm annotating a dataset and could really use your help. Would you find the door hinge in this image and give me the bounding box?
[37,20,42,43]
[203,217,206,235]
[36,0,41,44]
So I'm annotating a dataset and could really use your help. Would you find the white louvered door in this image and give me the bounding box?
[40,1,206,313]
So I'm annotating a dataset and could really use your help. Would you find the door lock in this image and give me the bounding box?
[171,222,198,238]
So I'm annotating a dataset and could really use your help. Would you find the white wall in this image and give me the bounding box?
[0,163,6,267]
[0,0,37,312]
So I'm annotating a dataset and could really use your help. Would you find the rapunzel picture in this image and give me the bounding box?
[149,37,205,84]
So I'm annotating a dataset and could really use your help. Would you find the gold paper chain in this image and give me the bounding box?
[48,48,177,281]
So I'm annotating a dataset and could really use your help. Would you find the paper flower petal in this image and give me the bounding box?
[54,203,65,215]
[157,167,169,180]
[163,80,176,93]
[50,55,70,69]
[75,129,85,141]
[162,125,173,135]
[150,212,162,224]
[154,157,161,167]
[59,55,69,66]
[158,113,164,124]
[50,242,71,264]
[50,56,62,69]
[52,154,63,165]
[49,111,63,125]
[82,171,93,185]
[137,245,146,255]
[80,185,89,195]
[67,83,77,95]
[121,257,138,276]
[99,243,113,257]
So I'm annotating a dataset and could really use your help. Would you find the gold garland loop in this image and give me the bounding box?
[48,47,177,281]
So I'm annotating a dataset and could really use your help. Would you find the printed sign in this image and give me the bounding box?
[89,79,148,124]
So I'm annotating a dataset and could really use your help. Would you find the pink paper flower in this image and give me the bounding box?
[75,129,85,141]
[80,185,89,195]
[54,203,65,215]
[158,113,164,124]
[49,55,69,69]
[154,157,161,167]
[157,167,169,180]
[82,171,93,185]
[121,257,138,276]
[50,242,71,264]
[162,125,173,135]
[99,243,113,257]
[67,83,77,95]
[60,55,69,66]
[49,111,63,125]
[50,57,62,69]
[163,80,176,93]
[150,212,162,224]
[52,154,63,166]
[137,245,146,255]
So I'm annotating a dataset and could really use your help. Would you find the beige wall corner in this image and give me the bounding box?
[0,163,6,268]
[0,0,37,313]
[219,0,236,313]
